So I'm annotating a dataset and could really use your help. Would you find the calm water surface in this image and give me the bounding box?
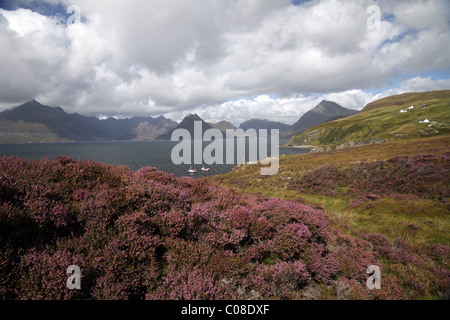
[0,140,309,177]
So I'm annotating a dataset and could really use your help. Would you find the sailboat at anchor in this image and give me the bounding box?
[188,167,197,173]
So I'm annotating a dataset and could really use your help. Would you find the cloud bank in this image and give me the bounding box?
[0,0,449,124]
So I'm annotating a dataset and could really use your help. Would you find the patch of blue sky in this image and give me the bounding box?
[366,70,450,95]
[370,29,419,61]
[382,13,396,23]
[291,0,311,6]
[0,0,65,16]
[0,0,86,23]
[379,29,418,48]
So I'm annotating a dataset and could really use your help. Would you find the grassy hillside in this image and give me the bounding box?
[288,90,450,149]
[362,90,450,112]
[210,135,450,299]
[1,140,448,300]
[0,120,71,143]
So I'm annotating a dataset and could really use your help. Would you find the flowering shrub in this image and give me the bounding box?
[289,153,450,202]
[17,248,85,300]
[0,156,448,300]
[258,260,310,299]
[358,233,450,299]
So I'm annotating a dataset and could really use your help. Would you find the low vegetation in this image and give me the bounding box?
[0,120,67,144]
[211,135,450,299]
[0,156,388,299]
[288,90,450,149]
[0,91,448,300]
[1,140,449,299]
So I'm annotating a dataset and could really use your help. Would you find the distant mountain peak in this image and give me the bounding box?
[208,120,238,133]
[281,100,358,138]
[317,100,346,110]
[318,100,334,104]
[239,118,291,132]
[25,98,39,103]
[18,99,43,108]
[185,113,202,120]
[155,113,213,140]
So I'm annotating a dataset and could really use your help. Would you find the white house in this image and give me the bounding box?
[418,119,430,123]
[399,109,407,113]
[407,105,414,109]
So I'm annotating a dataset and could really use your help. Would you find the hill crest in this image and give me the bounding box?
[288,90,450,149]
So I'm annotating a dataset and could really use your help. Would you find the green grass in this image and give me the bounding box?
[210,134,450,299]
[219,182,449,247]
[210,135,450,238]
[0,120,70,143]
[353,198,449,245]
[215,135,450,187]
[210,85,450,298]
[362,90,450,112]
[289,90,450,148]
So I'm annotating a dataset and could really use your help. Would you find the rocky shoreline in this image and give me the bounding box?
[282,138,386,153]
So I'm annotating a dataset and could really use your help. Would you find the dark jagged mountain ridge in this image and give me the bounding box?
[282,100,358,138]
[0,100,177,143]
[0,99,107,141]
[0,99,359,143]
[156,114,214,140]
[95,115,177,140]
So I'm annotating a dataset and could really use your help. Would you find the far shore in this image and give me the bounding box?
[280,144,316,149]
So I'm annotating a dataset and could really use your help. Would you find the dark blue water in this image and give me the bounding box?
[0,140,309,177]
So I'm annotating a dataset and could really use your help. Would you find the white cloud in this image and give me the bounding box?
[399,76,450,91]
[370,76,450,102]
[0,0,448,123]
[165,76,450,126]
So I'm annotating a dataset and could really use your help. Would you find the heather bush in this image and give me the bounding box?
[330,234,376,282]
[146,266,233,300]
[259,260,310,299]
[272,223,311,260]
[289,153,450,202]
[17,248,85,300]
[358,231,450,299]
[1,156,448,300]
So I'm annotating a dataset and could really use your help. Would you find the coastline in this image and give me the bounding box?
[280,144,316,149]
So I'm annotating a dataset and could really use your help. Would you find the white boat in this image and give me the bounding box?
[201,167,210,172]
[188,167,197,173]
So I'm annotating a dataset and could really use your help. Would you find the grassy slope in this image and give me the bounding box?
[0,120,70,143]
[212,134,449,242]
[362,90,450,112]
[288,90,450,148]
[215,135,450,183]
[210,135,450,298]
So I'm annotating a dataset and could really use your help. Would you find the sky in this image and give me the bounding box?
[0,0,449,126]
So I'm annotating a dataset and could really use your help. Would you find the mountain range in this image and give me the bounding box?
[155,114,214,140]
[0,100,177,143]
[155,101,357,140]
[0,99,359,143]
